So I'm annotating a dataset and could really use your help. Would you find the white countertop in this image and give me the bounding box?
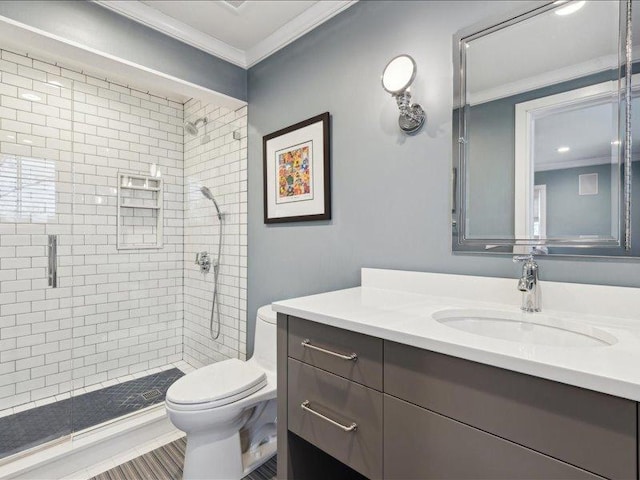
[272,269,640,402]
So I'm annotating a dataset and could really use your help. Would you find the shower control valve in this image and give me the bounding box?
[195,251,211,273]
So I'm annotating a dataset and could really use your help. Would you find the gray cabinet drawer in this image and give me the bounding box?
[288,316,382,390]
[384,395,603,480]
[287,358,383,479]
[384,341,637,480]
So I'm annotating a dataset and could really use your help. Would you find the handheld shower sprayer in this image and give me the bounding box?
[197,185,224,340]
[200,186,222,221]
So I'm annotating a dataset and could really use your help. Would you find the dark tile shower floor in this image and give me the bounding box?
[0,368,184,460]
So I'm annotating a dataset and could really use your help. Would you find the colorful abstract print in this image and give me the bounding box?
[277,142,312,203]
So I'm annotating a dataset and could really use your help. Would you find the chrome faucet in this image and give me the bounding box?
[513,255,541,312]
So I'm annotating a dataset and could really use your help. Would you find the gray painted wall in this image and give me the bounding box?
[465,97,516,238]
[0,0,247,101]
[244,1,640,357]
[535,164,612,237]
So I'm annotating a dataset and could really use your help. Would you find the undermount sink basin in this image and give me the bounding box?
[432,309,617,348]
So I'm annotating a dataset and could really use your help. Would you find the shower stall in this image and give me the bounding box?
[0,46,248,472]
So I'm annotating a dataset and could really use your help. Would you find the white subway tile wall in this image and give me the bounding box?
[183,99,248,366]
[0,48,251,413]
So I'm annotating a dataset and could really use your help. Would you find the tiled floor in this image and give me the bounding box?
[89,438,277,480]
[0,368,184,460]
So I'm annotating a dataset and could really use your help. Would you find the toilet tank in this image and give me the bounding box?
[251,305,277,372]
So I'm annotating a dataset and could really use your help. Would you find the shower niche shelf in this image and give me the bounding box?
[117,172,163,250]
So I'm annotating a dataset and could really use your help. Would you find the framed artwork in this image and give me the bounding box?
[263,112,331,223]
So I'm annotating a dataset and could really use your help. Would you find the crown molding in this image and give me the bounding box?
[536,153,640,173]
[535,156,613,172]
[94,0,357,70]
[466,53,619,107]
[93,0,247,67]
[245,1,356,67]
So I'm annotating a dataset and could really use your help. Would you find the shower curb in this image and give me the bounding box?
[0,405,179,480]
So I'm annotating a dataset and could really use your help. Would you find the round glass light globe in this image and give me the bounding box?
[382,55,417,94]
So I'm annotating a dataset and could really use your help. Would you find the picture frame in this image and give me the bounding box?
[263,112,331,223]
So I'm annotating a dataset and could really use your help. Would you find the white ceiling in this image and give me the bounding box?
[141,1,315,50]
[534,102,616,170]
[97,0,356,68]
[534,96,640,171]
[466,1,621,105]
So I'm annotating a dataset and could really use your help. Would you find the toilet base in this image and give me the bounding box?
[183,431,243,480]
[242,435,277,476]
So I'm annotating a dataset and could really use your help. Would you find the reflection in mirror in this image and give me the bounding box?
[452,0,636,256]
[514,82,621,243]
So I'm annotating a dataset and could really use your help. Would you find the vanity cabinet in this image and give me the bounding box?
[277,314,639,480]
[288,316,383,390]
[385,342,636,480]
[287,359,383,479]
[384,395,600,479]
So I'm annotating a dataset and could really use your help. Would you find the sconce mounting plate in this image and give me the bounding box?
[399,104,425,134]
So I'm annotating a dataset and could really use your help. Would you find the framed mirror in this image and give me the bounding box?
[452,0,637,256]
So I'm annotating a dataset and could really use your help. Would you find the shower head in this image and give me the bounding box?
[200,186,222,221]
[200,185,215,200]
[185,117,208,136]
[184,122,198,136]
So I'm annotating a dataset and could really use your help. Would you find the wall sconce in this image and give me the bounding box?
[381,54,425,134]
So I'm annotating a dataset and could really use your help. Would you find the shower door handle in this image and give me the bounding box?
[48,235,57,288]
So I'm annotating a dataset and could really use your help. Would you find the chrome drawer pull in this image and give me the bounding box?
[301,401,357,432]
[301,339,357,361]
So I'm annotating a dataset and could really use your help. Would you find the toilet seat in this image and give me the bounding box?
[166,359,267,411]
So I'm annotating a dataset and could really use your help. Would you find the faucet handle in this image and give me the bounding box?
[513,254,534,263]
[195,251,209,264]
[195,251,211,273]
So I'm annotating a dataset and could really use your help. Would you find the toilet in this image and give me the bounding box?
[165,305,277,480]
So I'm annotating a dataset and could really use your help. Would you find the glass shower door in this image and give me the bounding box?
[67,71,185,440]
[0,50,76,459]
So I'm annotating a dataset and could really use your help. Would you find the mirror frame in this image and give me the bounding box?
[451,0,633,257]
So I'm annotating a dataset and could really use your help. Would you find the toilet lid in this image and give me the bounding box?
[166,359,266,405]
[257,305,277,324]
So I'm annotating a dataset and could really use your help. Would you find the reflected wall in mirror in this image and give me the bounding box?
[452,0,639,257]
